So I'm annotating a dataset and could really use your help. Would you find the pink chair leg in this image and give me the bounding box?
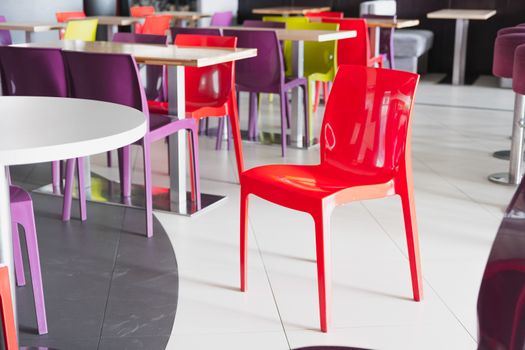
[142,140,153,238]
[323,82,329,104]
[11,222,25,287]
[62,159,75,222]
[76,158,87,221]
[20,201,48,334]
[313,210,332,333]
[51,161,60,194]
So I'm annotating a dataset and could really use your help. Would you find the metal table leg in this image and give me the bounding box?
[107,24,118,41]
[489,94,525,185]
[167,66,187,214]
[370,27,380,58]
[452,19,469,86]
[0,166,17,344]
[290,40,306,148]
[24,32,32,43]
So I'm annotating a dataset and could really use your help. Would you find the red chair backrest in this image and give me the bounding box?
[321,65,419,177]
[130,6,155,17]
[174,34,237,108]
[322,18,371,66]
[140,15,171,35]
[56,11,86,22]
[305,11,344,19]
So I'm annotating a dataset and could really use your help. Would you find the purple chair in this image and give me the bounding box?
[0,16,12,46]
[0,46,86,222]
[10,185,47,335]
[242,20,286,29]
[62,51,201,238]
[223,29,309,156]
[210,11,233,26]
[362,14,395,69]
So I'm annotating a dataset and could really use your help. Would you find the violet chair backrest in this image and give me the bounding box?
[112,32,168,101]
[0,47,67,97]
[321,65,419,175]
[210,11,233,26]
[223,29,285,92]
[170,27,221,40]
[62,51,149,122]
[0,16,12,46]
[242,20,286,29]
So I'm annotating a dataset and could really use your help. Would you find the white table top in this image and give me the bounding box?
[0,22,65,32]
[17,40,258,67]
[0,96,147,166]
[217,26,356,42]
[427,9,497,20]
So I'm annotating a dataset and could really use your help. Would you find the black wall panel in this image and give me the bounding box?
[238,0,525,75]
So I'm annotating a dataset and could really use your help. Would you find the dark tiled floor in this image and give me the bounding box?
[11,163,178,349]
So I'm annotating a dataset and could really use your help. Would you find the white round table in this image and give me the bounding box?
[0,96,146,339]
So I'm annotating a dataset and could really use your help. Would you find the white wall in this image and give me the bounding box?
[197,0,238,25]
[0,0,83,43]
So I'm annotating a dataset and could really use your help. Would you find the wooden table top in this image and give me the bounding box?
[15,40,257,67]
[155,11,211,19]
[427,9,496,20]
[216,26,356,42]
[85,16,142,26]
[308,17,420,29]
[0,22,64,32]
[252,6,331,15]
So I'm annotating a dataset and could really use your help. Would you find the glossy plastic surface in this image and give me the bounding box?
[477,178,525,350]
[64,19,98,41]
[304,11,344,19]
[513,44,525,95]
[138,15,171,35]
[175,34,244,177]
[493,34,525,79]
[130,6,155,17]
[322,18,383,67]
[242,20,286,28]
[170,27,221,39]
[55,11,86,39]
[0,16,12,46]
[0,266,17,349]
[240,66,422,332]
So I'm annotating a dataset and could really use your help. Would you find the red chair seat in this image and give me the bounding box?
[148,100,228,118]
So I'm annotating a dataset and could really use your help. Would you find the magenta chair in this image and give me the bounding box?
[223,29,309,156]
[210,11,233,26]
[62,51,201,238]
[242,20,286,29]
[0,16,12,45]
[10,185,47,335]
[0,46,86,222]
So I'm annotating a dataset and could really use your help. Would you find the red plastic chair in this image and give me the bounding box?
[0,265,18,349]
[305,11,344,19]
[137,15,171,35]
[313,18,385,113]
[149,34,244,178]
[55,11,86,39]
[240,65,422,332]
[130,5,155,17]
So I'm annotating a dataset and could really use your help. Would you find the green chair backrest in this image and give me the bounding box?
[64,19,98,41]
[287,22,339,80]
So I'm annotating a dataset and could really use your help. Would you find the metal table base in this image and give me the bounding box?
[34,172,226,217]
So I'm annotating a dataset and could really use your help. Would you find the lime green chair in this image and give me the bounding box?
[63,19,98,41]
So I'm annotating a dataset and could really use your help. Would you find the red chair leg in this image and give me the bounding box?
[313,209,332,333]
[399,184,423,301]
[323,82,329,104]
[313,81,321,113]
[240,188,249,292]
[228,90,244,179]
[0,266,18,350]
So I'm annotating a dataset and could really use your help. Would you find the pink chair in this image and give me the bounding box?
[210,11,233,26]
[10,185,47,335]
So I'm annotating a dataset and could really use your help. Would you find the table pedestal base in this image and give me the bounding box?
[34,173,226,217]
